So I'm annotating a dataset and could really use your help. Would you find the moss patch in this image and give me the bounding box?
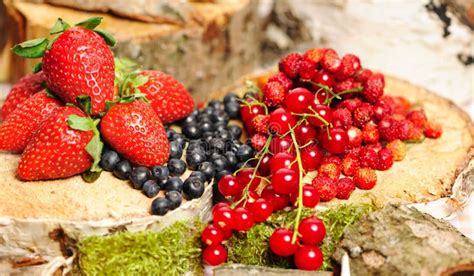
[77,221,204,275]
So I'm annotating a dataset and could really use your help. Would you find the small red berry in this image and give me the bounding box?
[270,135,294,154]
[279,53,303,79]
[285,87,315,113]
[269,108,297,135]
[334,77,356,94]
[322,155,342,166]
[236,190,259,209]
[294,245,324,270]
[272,168,299,195]
[298,216,326,245]
[337,54,361,80]
[362,123,380,144]
[318,161,341,180]
[269,228,298,257]
[262,185,290,211]
[308,104,332,127]
[264,81,286,107]
[290,185,320,208]
[392,96,412,114]
[251,133,268,151]
[233,207,254,232]
[373,99,393,121]
[250,198,273,222]
[304,48,326,64]
[347,126,363,148]
[241,103,265,123]
[386,139,406,161]
[201,225,224,246]
[336,178,356,199]
[353,102,374,128]
[354,168,377,190]
[331,108,353,129]
[213,206,235,231]
[337,98,362,112]
[321,49,341,73]
[342,152,360,176]
[236,168,261,191]
[355,68,372,83]
[362,73,385,103]
[377,148,394,171]
[319,127,349,154]
[313,69,335,88]
[251,114,270,134]
[301,144,323,172]
[378,115,399,142]
[424,121,442,138]
[315,90,330,104]
[218,175,243,197]
[299,59,317,80]
[312,176,337,201]
[270,152,296,174]
[258,154,272,176]
[268,72,293,91]
[202,244,227,266]
[212,202,230,216]
[295,122,317,145]
[359,147,379,169]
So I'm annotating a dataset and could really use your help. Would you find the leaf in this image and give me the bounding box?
[44,88,58,99]
[32,62,42,73]
[94,29,116,47]
[76,95,92,115]
[85,131,104,172]
[68,115,93,131]
[105,100,116,111]
[11,38,49,58]
[75,17,102,30]
[50,18,70,34]
[132,75,149,87]
[82,170,102,183]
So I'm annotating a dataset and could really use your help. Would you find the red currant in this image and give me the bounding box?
[218,175,242,197]
[294,245,323,270]
[272,168,299,195]
[241,103,265,123]
[270,152,296,174]
[319,127,348,154]
[270,136,294,154]
[235,190,259,209]
[233,207,254,232]
[269,228,298,257]
[298,216,326,245]
[290,185,320,208]
[315,90,329,105]
[201,225,224,246]
[250,198,273,222]
[295,122,317,145]
[202,244,228,266]
[212,206,235,231]
[268,108,297,135]
[258,154,272,176]
[261,185,290,211]
[236,168,260,191]
[308,104,332,127]
[313,69,335,87]
[212,202,230,216]
[301,144,323,171]
[284,87,315,113]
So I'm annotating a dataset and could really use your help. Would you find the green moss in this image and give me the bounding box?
[227,204,374,270]
[77,221,204,275]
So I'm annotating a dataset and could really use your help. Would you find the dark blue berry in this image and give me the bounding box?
[182,123,202,139]
[212,155,229,172]
[142,179,160,198]
[183,177,205,199]
[223,93,239,104]
[214,121,228,132]
[209,138,226,153]
[211,110,229,124]
[165,177,184,192]
[186,150,207,170]
[208,100,224,110]
[151,197,170,216]
[165,191,182,210]
[190,171,206,182]
[168,159,186,176]
[151,166,169,181]
[198,161,215,182]
[169,141,183,159]
[166,128,176,139]
[100,150,120,171]
[113,160,132,180]
[236,144,254,162]
[224,101,240,119]
[225,151,238,170]
[130,167,151,189]
[228,125,243,140]
[199,121,214,133]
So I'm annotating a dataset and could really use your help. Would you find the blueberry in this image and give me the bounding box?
[212,155,229,172]
[209,152,222,162]
[157,177,168,190]
[182,123,202,139]
[165,190,182,210]
[151,197,170,216]
[224,101,240,119]
[169,141,183,159]
[209,138,226,153]
[171,133,186,146]
[202,107,214,115]
[187,140,205,152]
[165,177,184,192]
[236,144,254,162]
[166,128,176,139]
[203,133,214,144]
[186,150,207,170]
[223,93,239,104]
[130,167,151,189]
[216,130,232,140]
[208,100,224,110]
[228,125,243,140]
[113,160,132,180]
[198,161,215,182]
[183,177,205,199]
[168,159,186,176]
[142,179,160,198]
[214,121,228,132]
[190,171,206,182]
[182,115,196,125]
[225,151,238,170]
[199,121,214,133]
[151,166,169,181]
[100,150,120,171]
[231,140,243,153]
[211,110,229,124]
[190,109,200,117]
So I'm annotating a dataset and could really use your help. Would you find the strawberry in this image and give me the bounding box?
[386,139,406,161]
[354,168,377,190]
[336,178,356,199]
[251,133,268,151]
[1,72,45,120]
[331,108,352,129]
[267,72,293,91]
[318,162,341,180]
[279,53,303,79]
[101,100,169,166]
[362,73,384,103]
[424,121,442,138]
[342,152,360,176]
[377,148,394,171]
[303,48,326,64]
[359,147,379,169]
[362,123,380,144]
[137,70,194,124]
[0,91,62,153]
[251,114,269,134]
[17,106,98,180]
[312,175,337,202]
[263,81,286,107]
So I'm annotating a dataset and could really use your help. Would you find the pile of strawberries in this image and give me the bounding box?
[200,48,442,270]
[0,17,193,181]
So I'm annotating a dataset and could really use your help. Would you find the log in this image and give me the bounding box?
[332,205,474,275]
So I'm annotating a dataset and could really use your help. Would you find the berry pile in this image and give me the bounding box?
[200,48,442,270]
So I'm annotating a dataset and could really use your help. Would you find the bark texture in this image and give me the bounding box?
[333,205,474,276]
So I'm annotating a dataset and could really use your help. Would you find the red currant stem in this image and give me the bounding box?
[288,127,304,244]
[299,141,314,149]
[325,126,331,140]
[305,80,341,100]
[255,175,271,183]
[323,86,363,105]
[232,136,273,208]
[280,117,306,137]
[233,157,259,176]
[246,95,269,115]
[245,80,263,97]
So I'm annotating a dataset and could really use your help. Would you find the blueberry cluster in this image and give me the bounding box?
[99,93,256,216]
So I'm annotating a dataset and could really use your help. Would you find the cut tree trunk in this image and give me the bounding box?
[333,205,474,275]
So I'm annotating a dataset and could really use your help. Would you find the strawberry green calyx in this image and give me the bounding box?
[50,18,70,34]
[11,38,49,58]
[114,58,149,97]
[32,62,43,73]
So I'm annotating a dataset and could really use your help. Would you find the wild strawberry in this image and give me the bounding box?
[137,70,194,124]
[0,91,62,153]
[331,108,352,130]
[312,175,337,201]
[362,123,380,144]
[251,133,268,151]
[359,147,379,169]
[334,78,359,99]
[336,54,361,80]
[42,27,114,116]
[303,48,326,64]
[407,125,425,142]
[268,72,293,91]
[318,161,341,180]
[391,96,411,114]
[362,73,384,103]
[377,148,394,170]
[366,142,383,152]
[263,81,286,107]
[378,116,398,141]
[394,119,411,141]
[342,152,360,176]
[373,98,393,121]
[347,126,363,148]
[336,178,356,199]
[337,98,362,113]
[354,168,377,190]
[279,53,303,79]
[17,106,96,180]
[299,59,317,80]
[322,156,342,166]
[251,114,269,134]
[1,72,45,120]
[321,49,341,73]
[386,139,406,161]
[353,103,374,128]
[355,69,372,83]
[406,110,428,129]
[424,121,442,138]
[101,100,169,166]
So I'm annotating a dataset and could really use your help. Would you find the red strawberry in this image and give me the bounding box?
[321,49,342,73]
[17,106,95,180]
[42,27,115,116]
[359,147,379,169]
[267,72,293,91]
[331,108,352,129]
[336,178,356,199]
[101,100,169,166]
[251,114,270,134]
[362,123,380,144]
[0,91,62,153]
[279,53,303,79]
[377,148,394,171]
[303,48,326,64]
[318,161,341,180]
[312,176,337,202]
[1,72,45,120]
[386,139,406,161]
[354,168,377,190]
[424,121,442,138]
[362,73,384,103]
[251,133,268,151]
[263,81,286,107]
[342,152,360,176]
[137,70,194,124]
[336,54,361,80]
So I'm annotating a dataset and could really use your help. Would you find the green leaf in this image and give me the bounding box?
[75,16,102,30]
[94,29,116,47]
[50,18,70,34]
[44,88,57,99]
[76,95,92,116]
[82,170,102,183]
[11,38,49,58]
[85,133,104,173]
[105,100,116,111]
[47,35,59,50]
[132,75,149,87]
[32,62,42,73]
[68,115,93,131]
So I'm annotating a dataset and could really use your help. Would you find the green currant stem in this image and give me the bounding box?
[323,86,363,105]
[233,157,259,176]
[237,96,268,115]
[289,127,304,244]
